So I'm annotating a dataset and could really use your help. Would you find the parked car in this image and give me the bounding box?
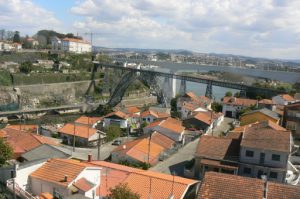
[112,139,122,146]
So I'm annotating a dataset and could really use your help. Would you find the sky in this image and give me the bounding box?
[0,0,300,59]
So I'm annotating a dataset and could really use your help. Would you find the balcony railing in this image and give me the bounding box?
[6,179,37,199]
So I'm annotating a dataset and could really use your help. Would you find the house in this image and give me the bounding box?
[116,106,141,129]
[193,135,240,179]
[258,98,275,110]
[272,94,295,105]
[111,131,175,166]
[283,102,300,139]
[25,37,39,47]
[144,117,185,143]
[17,158,199,199]
[103,111,129,129]
[59,123,105,147]
[183,111,224,133]
[180,102,208,119]
[29,159,101,198]
[177,92,212,112]
[111,138,164,166]
[5,124,38,134]
[221,97,257,118]
[140,109,170,123]
[240,108,280,125]
[51,37,91,53]
[0,128,58,159]
[239,122,295,184]
[75,116,102,128]
[12,43,22,50]
[197,172,300,199]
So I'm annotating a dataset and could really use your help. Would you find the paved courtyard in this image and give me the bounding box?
[150,137,199,176]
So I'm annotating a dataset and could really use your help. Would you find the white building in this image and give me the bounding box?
[103,111,129,129]
[272,94,296,106]
[221,97,257,118]
[51,37,91,53]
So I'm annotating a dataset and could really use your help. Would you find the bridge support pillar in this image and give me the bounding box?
[240,89,247,98]
[162,77,172,107]
[205,81,213,99]
[179,80,186,96]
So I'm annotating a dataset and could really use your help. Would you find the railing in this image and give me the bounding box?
[6,179,37,199]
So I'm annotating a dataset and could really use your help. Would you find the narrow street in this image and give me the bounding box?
[150,137,199,176]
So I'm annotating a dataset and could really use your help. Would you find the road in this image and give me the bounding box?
[53,136,134,161]
[150,138,199,176]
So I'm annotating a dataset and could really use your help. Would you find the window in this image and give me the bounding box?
[269,172,278,179]
[243,167,251,174]
[245,150,254,157]
[272,154,280,161]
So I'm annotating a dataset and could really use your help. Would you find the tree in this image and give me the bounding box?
[20,61,33,74]
[109,183,140,199]
[225,91,233,97]
[211,102,222,112]
[13,31,21,43]
[105,125,121,142]
[0,138,13,166]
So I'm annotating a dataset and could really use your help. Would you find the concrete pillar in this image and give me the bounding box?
[205,81,213,99]
[172,77,176,98]
[179,80,187,96]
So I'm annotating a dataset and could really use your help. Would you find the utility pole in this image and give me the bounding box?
[73,123,76,152]
[97,131,101,160]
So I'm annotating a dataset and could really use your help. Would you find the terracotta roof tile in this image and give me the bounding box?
[193,111,222,125]
[30,159,86,187]
[267,182,300,199]
[59,123,97,139]
[87,161,198,199]
[0,128,58,158]
[104,111,129,119]
[112,138,165,165]
[63,37,90,44]
[195,135,240,161]
[140,110,170,119]
[259,99,274,105]
[73,177,94,192]
[223,97,257,107]
[125,106,141,114]
[281,94,295,101]
[75,116,101,126]
[241,122,291,152]
[150,131,175,150]
[159,117,185,134]
[40,192,53,199]
[5,125,38,133]
[197,172,264,199]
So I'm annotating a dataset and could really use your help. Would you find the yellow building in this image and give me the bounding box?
[240,108,280,126]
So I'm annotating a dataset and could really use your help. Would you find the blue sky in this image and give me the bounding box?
[0,0,300,59]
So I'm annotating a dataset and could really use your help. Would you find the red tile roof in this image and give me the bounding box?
[104,111,129,119]
[193,111,222,125]
[63,37,90,44]
[30,159,86,187]
[197,172,264,199]
[75,116,101,126]
[281,94,295,101]
[150,131,175,150]
[59,123,97,139]
[241,123,291,153]
[259,99,273,105]
[40,192,53,199]
[126,106,141,114]
[182,102,199,111]
[87,161,198,199]
[197,172,300,199]
[232,120,286,133]
[112,138,165,165]
[268,181,300,199]
[0,128,58,158]
[159,117,185,134]
[195,135,240,161]
[140,110,170,119]
[223,97,257,107]
[73,177,94,192]
[5,124,38,133]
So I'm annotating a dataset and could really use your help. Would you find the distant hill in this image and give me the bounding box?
[35,30,82,46]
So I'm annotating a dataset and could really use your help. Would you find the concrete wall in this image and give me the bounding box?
[239,146,289,168]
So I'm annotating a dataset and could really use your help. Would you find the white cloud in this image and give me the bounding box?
[0,0,61,34]
[69,0,300,59]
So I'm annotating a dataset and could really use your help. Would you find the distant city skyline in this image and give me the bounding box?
[0,0,300,59]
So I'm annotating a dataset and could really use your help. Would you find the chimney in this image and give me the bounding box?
[64,175,68,182]
[88,154,92,162]
[261,175,268,199]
